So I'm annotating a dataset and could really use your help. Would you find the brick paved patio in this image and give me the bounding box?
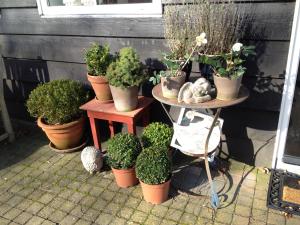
[0,129,300,225]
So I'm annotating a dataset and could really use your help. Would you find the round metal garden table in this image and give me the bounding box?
[152,83,249,209]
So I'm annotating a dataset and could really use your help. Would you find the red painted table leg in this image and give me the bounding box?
[108,120,115,137]
[142,109,150,127]
[127,121,136,135]
[89,117,101,151]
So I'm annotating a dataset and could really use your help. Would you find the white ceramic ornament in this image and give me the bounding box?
[81,146,103,174]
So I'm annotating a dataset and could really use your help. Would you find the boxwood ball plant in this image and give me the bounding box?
[141,122,174,148]
[136,146,171,185]
[106,47,146,88]
[107,133,142,169]
[26,79,89,125]
[84,43,112,76]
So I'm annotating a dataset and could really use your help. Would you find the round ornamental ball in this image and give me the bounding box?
[81,146,103,174]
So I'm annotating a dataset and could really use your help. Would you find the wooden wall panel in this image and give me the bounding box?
[0,35,167,63]
[0,1,294,40]
[0,0,36,8]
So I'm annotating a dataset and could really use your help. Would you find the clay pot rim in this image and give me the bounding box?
[213,74,243,80]
[111,167,135,173]
[37,116,85,130]
[161,71,186,78]
[87,73,108,83]
[139,178,171,188]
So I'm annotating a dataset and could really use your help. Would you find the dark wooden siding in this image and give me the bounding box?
[0,0,295,119]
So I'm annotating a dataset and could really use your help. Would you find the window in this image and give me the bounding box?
[37,0,162,17]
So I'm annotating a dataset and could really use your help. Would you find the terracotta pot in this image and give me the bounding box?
[213,75,243,101]
[112,167,139,188]
[87,74,112,102]
[37,117,85,150]
[110,85,138,112]
[161,73,186,99]
[140,179,171,204]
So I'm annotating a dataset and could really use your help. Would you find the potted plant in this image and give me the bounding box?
[84,43,113,102]
[106,47,146,111]
[141,122,173,149]
[199,43,255,100]
[136,146,171,204]
[150,33,207,99]
[107,133,142,188]
[26,79,89,150]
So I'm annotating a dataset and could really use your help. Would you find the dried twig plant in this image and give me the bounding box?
[164,0,250,57]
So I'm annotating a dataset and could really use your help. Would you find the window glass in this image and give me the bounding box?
[47,0,151,6]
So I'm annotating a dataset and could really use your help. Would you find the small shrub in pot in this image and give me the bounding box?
[107,133,142,188]
[106,47,147,111]
[141,122,173,149]
[84,43,113,102]
[136,146,171,204]
[26,79,89,149]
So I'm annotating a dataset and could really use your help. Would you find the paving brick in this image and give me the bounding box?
[37,206,56,219]
[286,216,300,225]
[17,199,34,211]
[130,210,148,224]
[81,208,99,222]
[81,195,97,208]
[117,207,134,219]
[110,217,127,225]
[0,203,13,216]
[136,201,153,214]
[267,213,286,225]
[92,198,109,211]
[14,211,33,224]
[235,204,252,217]
[26,201,45,214]
[59,215,78,225]
[38,193,56,204]
[252,208,268,222]
[103,202,121,215]
[125,197,142,209]
[253,199,268,211]
[74,219,91,225]
[165,208,183,222]
[60,200,77,213]
[151,205,168,218]
[180,212,197,225]
[47,210,68,223]
[144,214,162,225]
[232,215,250,225]
[101,191,116,202]
[25,216,45,225]
[3,207,23,221]
[95,212,113,225]
[215,211,233,224]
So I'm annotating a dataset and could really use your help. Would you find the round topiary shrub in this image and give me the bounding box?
[107,133,142,169]
[84,43,112,76]
[26,79,89,125]
[141,122,173,148]
[136,146,171,185]
[106,47,146,88]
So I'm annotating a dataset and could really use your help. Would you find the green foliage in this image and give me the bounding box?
[107,133,142,169]
[136,146,171,185]
[141,122,173,149]
[106,47,147,89]
[26,79,89,125]
[198,45,256,79]
[84,43,112,76]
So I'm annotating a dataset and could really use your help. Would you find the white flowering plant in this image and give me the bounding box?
[150,33,208,85]
[198,43,256,79]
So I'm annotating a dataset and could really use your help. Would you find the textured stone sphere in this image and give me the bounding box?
[81,146,103,174]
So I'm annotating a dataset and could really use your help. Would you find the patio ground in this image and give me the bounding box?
[0,126,299,225]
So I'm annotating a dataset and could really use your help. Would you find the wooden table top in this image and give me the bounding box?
[80,96,154,117]
[152,84,249,109]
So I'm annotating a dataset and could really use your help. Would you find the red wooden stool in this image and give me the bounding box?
[80,96,153,151]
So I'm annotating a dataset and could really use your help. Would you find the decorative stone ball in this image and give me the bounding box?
[81,146,103,174]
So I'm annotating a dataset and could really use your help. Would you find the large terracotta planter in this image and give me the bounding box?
[140,179,171,204]
[37,117,85,150]
[110,85,138,112]
[213,75,243,101]
[112,167,139,188]
[161,73,186,99]
[87,74,112,102]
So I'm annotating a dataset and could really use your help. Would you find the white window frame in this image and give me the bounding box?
[36,0,162,18]
[272,0,300,174]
